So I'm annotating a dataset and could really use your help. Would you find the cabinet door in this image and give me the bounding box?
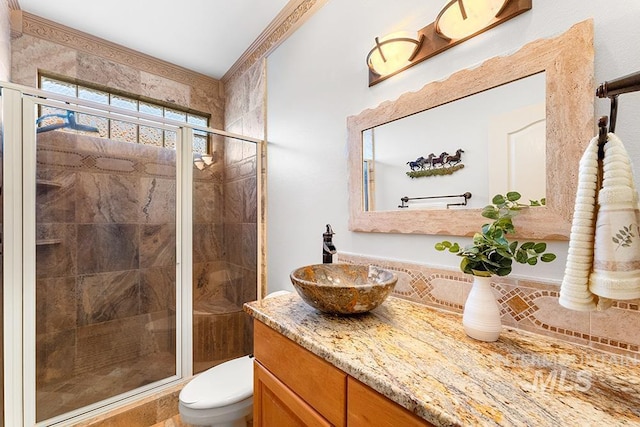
[347,377,433,427]
[254,361,332,427]
[254,321,347,426]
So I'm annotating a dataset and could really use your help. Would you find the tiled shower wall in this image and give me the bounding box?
[338,253,640,359]
[223,59,264,355]
[35,131,179,385]
[0,1,10,80]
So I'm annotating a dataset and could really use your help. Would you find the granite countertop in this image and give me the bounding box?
[244,293,640,426]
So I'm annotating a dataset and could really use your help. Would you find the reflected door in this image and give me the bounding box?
[488,102,546,202]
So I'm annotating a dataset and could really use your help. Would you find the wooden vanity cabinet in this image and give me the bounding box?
[253,321,433,427]
[254,321,347,427]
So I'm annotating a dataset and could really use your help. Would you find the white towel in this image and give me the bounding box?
[560,133,640,311]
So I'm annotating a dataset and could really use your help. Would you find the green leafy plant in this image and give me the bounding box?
[434,192,556,277]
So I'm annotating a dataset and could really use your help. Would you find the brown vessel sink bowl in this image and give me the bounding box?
[289,264,397,315]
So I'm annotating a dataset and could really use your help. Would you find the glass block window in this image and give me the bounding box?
[39,75,210,153]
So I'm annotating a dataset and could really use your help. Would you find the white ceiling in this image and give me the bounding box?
[17,0,291,79]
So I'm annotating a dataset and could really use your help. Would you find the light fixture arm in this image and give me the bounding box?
[456,0,468,20]
[374,37,387,63]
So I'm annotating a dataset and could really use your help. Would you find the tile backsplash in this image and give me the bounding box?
[338,253,640,358]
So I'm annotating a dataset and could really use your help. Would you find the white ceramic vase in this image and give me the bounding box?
[462,276,502,342]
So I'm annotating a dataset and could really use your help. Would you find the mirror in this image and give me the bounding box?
[364,72,546,211]
[347,20,594,240]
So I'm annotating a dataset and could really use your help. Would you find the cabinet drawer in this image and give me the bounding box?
[347,377,433,427]
[254,321,347,427]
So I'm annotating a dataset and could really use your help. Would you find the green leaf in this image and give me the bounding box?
[509,241,518,253]
[520,242,535,250]
[540,198,546,205]
[482,206,499,220]
[449,243,460,253]
[466,246,480,254]
[496,248,511,259]
[479,255,502,267]
[533,242,547,253]
[541,253,556,262]
[493,229,504,240]
[472,269,492,277]
[499,257,513,267]
[496,267,512,276]
[492,194,506,205]
[506,191,521,202]
[527,257,538,265]
[515,249,528,264]
[434,243,445,251]
[461,258,475,275]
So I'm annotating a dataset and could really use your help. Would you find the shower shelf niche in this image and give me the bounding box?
[35,239,63,246]
[36,179,62,188]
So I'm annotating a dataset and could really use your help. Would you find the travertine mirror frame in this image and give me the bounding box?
[347,20,594,240]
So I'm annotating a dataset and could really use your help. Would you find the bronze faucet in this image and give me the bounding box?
[322,224,336,263]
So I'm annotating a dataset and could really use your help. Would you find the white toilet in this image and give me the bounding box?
[179,355,253,427]
[179,290,291,427]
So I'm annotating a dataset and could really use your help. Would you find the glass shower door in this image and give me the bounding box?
[191,133,258,374]
[28,100,179,423]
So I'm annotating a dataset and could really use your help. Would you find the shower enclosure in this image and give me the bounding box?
[0,82,260,426]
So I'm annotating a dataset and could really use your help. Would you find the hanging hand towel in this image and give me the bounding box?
[589,133,640,305]
[559,136,599,311]
[560,133,640,312]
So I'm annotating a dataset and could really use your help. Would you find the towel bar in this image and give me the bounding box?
[596,70,640,157]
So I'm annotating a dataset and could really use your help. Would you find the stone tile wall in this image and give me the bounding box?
[338,253,640,359]
[0,0,10,81]
[222,137,259,358]
[35,131,178,388]
[10,12,224,129]
[224,59,265,356]
[35,128,250,380]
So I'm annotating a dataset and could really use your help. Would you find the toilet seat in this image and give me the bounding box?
[180,355,254,410]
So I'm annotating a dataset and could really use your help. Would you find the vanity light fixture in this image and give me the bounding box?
[367,0,531,86]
